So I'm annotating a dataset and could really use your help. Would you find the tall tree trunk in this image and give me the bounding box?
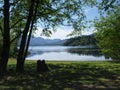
[0,0,10,74]
[16,0,35,72]
[23,0,39,61]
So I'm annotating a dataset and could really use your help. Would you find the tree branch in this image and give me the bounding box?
[9,0,21,6]
[10,31,23,44]
[10,18,24,29]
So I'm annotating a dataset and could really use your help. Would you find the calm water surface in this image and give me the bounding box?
[26,46,109,61]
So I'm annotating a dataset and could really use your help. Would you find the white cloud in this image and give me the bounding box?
[34,27,95,40]
[34,26,95,39]
[81,28,95,35]
[34,27,73,39]
[50,28,73,39]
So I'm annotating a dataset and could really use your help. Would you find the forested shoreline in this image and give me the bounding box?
[64,34,97,47]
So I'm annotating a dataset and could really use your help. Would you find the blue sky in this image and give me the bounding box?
[35,6,100,39]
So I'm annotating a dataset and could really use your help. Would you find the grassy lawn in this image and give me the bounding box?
[0,60,120,90]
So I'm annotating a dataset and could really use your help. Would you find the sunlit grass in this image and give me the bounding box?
[0,59,120,90]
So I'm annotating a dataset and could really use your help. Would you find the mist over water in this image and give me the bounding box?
[26,46,109,61]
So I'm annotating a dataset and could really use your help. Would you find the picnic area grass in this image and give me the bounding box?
[0,60,120,90]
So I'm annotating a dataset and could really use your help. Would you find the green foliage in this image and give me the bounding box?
[35,0,97,36]
[98,0,120,14]
[9,40,18,58]
[94,13,120,61]
[0,0,27,58]
[64,34,97,46]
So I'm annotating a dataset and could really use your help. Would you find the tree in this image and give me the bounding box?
[0,0,28,74]
[0,0,10,73]
[16,0,36,72]
[94,0,120,61]
[16,0,97,72]
[94,12,120,61]
[23,0,39,63]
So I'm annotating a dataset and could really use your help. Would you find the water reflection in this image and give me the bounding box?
[66,48,102,57]
[27,46,107,61]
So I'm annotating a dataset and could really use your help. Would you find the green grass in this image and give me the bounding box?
[0,60,120,90]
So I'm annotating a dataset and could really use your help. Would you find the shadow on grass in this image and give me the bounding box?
[0,62,120,90]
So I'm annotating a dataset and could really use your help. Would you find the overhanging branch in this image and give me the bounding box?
[10,18,24,29]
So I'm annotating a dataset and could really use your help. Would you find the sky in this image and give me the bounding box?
[34,7,100,40]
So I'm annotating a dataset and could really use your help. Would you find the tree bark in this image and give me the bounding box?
[16,0,35,72]
[0,0,10,74]
[23,0,39,61]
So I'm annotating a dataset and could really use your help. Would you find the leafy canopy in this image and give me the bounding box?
[94,12,120,60]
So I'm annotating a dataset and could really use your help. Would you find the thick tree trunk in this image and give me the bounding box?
[0,0,10,74]
[16,0,35,72]
[23,0,39,61]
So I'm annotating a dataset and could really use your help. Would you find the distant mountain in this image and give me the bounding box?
[28,37,66,46]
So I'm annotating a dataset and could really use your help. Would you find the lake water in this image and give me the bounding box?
[26,46,109,61]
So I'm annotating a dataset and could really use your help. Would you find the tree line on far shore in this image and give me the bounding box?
[64,34,97,47]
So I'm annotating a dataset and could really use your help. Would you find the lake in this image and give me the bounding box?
[26,46,109,61]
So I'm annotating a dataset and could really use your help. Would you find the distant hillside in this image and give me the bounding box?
[23,37,66,46]
[64,34,97,46]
